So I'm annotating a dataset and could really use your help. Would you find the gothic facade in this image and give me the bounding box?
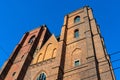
[0,6,115,80]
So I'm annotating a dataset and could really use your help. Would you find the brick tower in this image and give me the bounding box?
[0,6,115,80]
[62,6,115,80]
[0,26,51,80]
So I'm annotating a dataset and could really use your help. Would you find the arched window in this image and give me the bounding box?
[74,16,80,23]
[12,72,16,76]
[36,73,46,80]
[74,29,79,38]
[28,35,35,44]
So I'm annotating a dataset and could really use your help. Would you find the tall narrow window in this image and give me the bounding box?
[12,72,16,76]
[36,73,46,80]
[74,16,80,23]
[28,35,35,44]
[74,29,79,38]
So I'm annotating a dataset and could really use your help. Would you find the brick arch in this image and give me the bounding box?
[74,16,80,23]
[31,52,42,64]
[71,48,81,55]
[28,35,36,44]
[52,48,57,58]
[36,53,43,63]
[34,70,47,80]
[71,48,82,66]
[44,43,53,60]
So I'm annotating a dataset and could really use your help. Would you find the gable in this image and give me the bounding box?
[31,34,58,64]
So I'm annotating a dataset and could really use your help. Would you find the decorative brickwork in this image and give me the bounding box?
[0,6,115,80]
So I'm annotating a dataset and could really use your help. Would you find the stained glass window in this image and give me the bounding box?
[36,73,46,80]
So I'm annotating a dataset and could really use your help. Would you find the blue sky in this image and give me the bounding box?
[0,0,120,79]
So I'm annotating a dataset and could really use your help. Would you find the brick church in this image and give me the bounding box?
[0,6,115,80]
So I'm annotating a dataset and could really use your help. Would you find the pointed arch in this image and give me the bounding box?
[28,35,35,44]
[52,48,57,58]
[44,43,53,60]
[36,73,46,80]
[37,53,43,63]
[71,48,81,55]
[34,70,47,80]
[71,48,82,66]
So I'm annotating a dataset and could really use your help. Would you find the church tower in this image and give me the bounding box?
[62,6,115,80]
[0,6,115,80]
[0,26,51,80]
